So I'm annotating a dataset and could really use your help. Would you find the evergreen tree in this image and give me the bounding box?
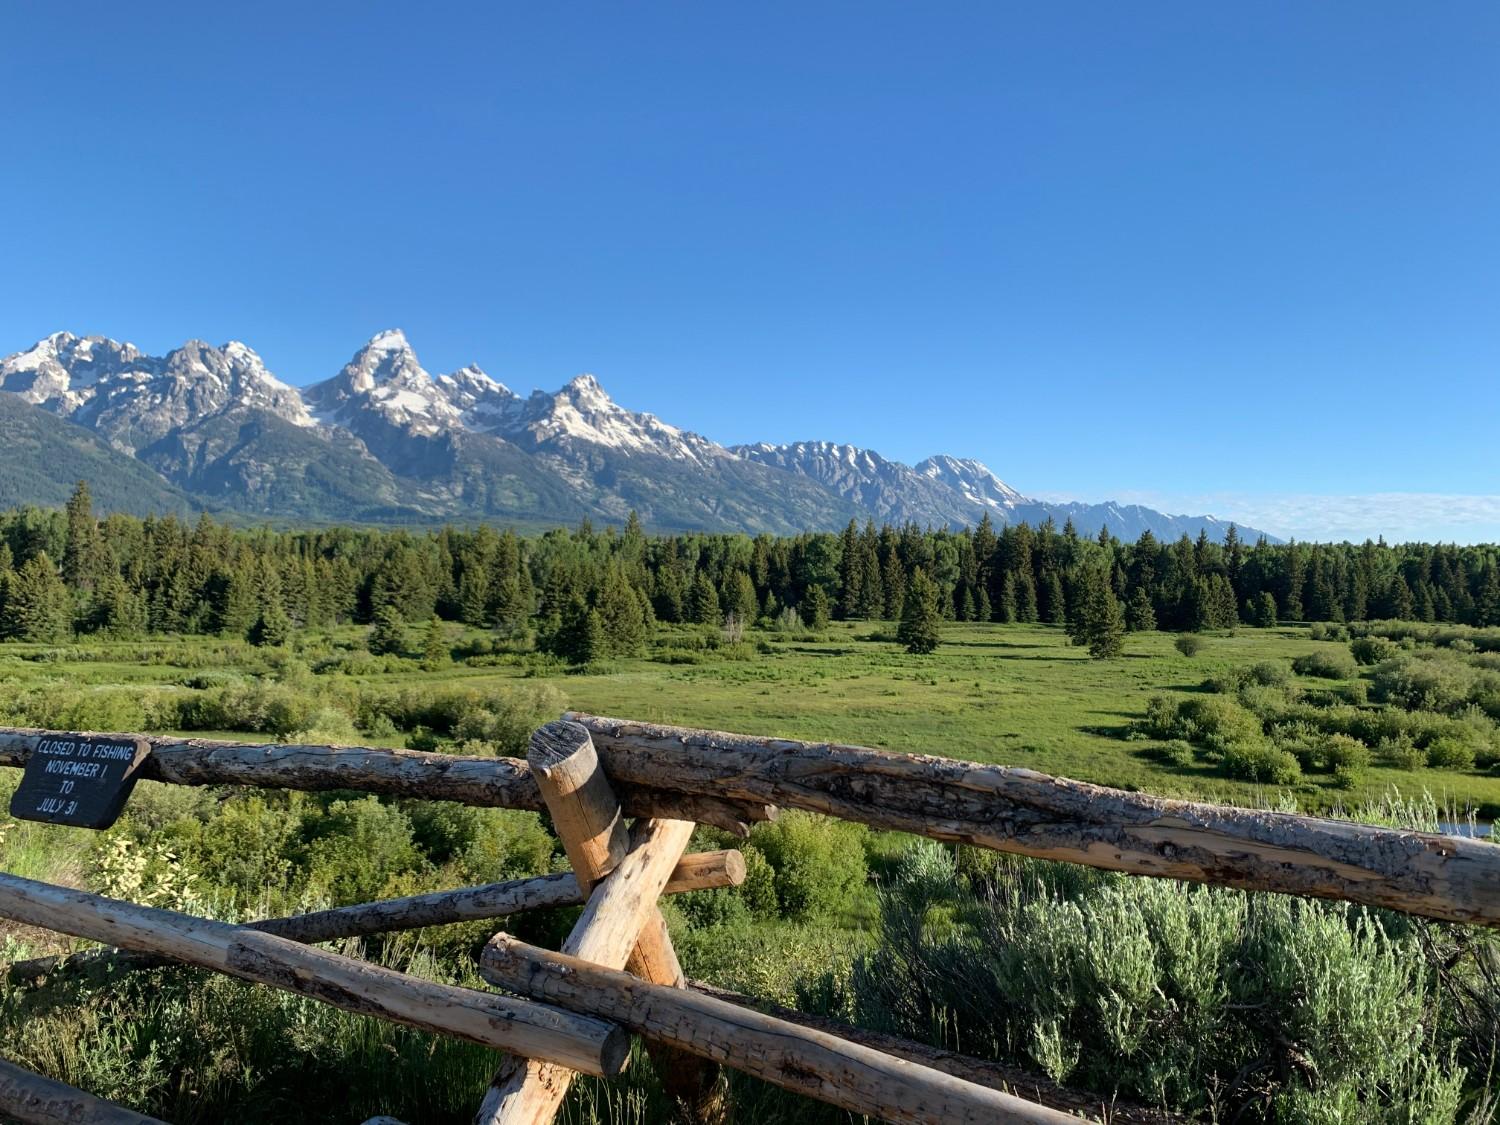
[802,584,831,630]
[367,604,407,656]
[997,572,1018,624]
[92,574,147,637]
[837,520,862,619]
[598,568,648,656]
[1253,591,1278,628]
[687,571,720,625]
[726,570,759,623]
[457,565,491,626]
[1071,566,1126,659]
[1388,574,1415,621]
[421,616,449,669]
[1125,586,1156,632]
[1,553,70,642]
[249,604,292,647]
[880,551,905,621]
[1015,570,1039,622]
[897,568,942,654]
[1042,570,1067,625]
[62,480,100,591]
[1477,560,1500,627]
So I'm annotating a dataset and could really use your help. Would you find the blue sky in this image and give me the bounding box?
[2,3,1497,541]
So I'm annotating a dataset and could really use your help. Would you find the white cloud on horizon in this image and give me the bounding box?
[1031,490,1500,545]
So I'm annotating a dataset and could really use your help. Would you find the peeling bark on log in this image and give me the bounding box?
[0,873,628,1078]
[568,712,1500,926]
[0,727,774,836]
[0,1058,167,1125]
[6,851,745,986]
[482,936,1075,1125]
[686,980,1183,1125]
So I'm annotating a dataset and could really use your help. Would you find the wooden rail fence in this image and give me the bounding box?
[0,713,1495,1124]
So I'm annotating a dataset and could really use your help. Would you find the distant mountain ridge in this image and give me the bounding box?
[0,329,1275,541]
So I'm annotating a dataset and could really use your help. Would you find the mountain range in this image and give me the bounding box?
[0,330,1272,541]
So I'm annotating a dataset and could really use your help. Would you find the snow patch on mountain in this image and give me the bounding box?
[915,455,1024,511]
[0,332,312,450]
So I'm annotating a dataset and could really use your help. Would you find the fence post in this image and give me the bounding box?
[474,721,727,1124]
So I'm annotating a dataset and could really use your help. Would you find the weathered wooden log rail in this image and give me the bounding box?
[2,710,1495,1125]
[566,712,1500,926]
[0,728,774,836]
[7,849,745,985]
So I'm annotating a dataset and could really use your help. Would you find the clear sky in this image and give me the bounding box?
[2,3,1497,541]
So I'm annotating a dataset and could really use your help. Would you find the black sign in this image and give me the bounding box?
[9,735,152,829]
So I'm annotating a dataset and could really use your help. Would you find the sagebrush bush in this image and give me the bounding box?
[843,840,1469,1123]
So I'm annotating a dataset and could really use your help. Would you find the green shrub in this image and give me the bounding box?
[1221,742,1302,785]
[1308,622,1349,641]
[1371,654,1477,714]
[1174,634,1205,658]
[175,680,325,738]
[849,843,1462,1121]
[1379,735,1428,771]
[1247,661,1290,687]
[1426,736,1477,771]
[1350,636,1399,665]
[1292,650,1358,680]
[749,812,868,922]
[356,683,563,756]
[301,797,423,904]
[1152,740,1195,768]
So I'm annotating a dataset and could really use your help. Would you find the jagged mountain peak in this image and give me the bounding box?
[365,328,412,353]
[0,333,312,449]
[342,329,431,390]
[508,372,718,464]
[915,454,1024,508]
[0,328,1277,540]
[734,440,993,527]
[305,330,462,437]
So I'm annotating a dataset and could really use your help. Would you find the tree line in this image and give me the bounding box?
[0,483,1495,649]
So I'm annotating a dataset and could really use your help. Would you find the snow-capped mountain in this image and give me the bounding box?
[734,441,992,527]
[916,455,1025,511]
[0,332,312,452]
[0,329,1274,540]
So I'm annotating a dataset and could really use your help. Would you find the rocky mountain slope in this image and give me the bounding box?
[0,330,1272,540]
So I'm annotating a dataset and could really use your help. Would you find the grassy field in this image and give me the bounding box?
[2,620,1497,1123]
[3,619,1496,817]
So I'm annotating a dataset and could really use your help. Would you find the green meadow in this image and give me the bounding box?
[5,618,1493,817]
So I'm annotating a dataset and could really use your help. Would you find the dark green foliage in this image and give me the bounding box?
[367,605,408,656]
[801,584,831,630]
[420,616,449,669]
[248,604,292,648]
[1,551,70,641]
[687,570,720,625]
[897,568,942,654]
[0,494,1496,661]
[1253,590,1278,627]
[547,596,607,665]
[1068,566,1125,658]
[1125,585,1155,632]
